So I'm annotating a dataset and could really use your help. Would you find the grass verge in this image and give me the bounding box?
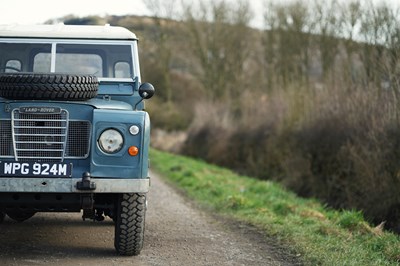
[150,149,400,265]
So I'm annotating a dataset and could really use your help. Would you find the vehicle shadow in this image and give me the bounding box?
[0,212,122,261]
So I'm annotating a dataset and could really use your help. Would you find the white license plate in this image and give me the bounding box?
[0,162,72,177]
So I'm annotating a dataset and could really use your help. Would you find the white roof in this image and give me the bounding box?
[0,24,137,40]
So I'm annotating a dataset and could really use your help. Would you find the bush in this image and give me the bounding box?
[181,86,400,232]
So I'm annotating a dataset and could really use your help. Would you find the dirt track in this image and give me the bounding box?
[0,172,299,266]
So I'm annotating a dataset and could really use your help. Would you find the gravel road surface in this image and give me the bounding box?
[0,172,299,266]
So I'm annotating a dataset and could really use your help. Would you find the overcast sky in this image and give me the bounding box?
[0,0,151,24]
[0,0,398,29]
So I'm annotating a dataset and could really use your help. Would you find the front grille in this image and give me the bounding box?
[0,110,91,161]
[13,109,69,161]
[0,120,12,156]
[65,121,91,158]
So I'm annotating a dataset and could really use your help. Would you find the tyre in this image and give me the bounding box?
[114,193,146,256]
[6,211,35,222]
[0,212,5,223]
[0,73,98,100]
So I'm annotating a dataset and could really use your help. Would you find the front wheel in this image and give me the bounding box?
[114,193,146,256]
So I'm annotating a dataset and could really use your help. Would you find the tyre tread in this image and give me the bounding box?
[114,193,146,256]
[0,73,98,100]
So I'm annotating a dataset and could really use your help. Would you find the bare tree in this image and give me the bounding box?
[143,0,177,104]
[312,0,341,81]
[358,0,399,88]
[182,0,253,100]
[339,1,362,84]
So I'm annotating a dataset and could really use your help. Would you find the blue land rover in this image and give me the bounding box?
[0,24,154,256]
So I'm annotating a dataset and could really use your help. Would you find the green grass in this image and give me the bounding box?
[150,149,400,265]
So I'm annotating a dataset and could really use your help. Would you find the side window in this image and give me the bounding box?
[114,62,131,78]
[5,60,21,72]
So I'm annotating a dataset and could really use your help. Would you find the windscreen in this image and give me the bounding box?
[0,42,134,78]
[55,44,133,78]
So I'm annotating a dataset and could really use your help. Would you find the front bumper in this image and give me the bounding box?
[0,178,149,193]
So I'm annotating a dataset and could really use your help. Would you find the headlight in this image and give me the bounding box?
[98,129,124,154]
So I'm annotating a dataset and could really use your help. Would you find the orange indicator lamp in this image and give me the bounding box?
[128,146,139,156]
